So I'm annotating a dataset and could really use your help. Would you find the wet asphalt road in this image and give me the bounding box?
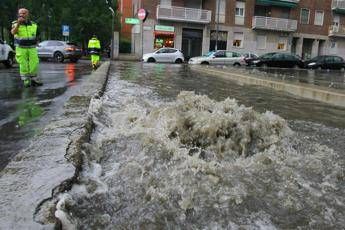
[0,60,92,170]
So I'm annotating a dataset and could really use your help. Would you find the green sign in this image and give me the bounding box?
[155,25,175,32]
[125,18,140,24]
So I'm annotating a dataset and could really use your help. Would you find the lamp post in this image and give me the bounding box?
[106,0,115,59]
[215,0,220,51]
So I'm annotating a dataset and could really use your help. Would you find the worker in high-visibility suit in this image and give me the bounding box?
[88,35,101,69]
[11,8,42,87]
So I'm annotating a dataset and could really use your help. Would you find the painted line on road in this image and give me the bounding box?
[191,66,345,108]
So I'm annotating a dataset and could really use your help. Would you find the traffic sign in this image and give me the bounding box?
[125,18,140,24]
[137,8,147,21]
[62,25,69,36]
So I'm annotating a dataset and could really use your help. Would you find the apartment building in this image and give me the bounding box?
[129,0,345,59]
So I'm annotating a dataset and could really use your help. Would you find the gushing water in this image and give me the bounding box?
[55,73,344,229]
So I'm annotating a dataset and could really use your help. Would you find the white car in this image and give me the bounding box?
[0,39,15,68]
[188,50,246,66]
[142,48,184,63]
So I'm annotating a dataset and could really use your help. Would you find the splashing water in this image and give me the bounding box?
[55,77,345,229]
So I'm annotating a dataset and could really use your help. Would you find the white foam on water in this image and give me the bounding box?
[53,74,345,229]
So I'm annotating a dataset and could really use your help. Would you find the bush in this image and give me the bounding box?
[119,40,131,53]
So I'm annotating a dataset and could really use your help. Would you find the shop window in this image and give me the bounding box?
[232,32,243,48]
[277,37,287,50]
[154,33,174,49]
[209,30,228,51]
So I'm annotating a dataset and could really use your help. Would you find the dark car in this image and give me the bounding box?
[243,52,259,66]
[253,52,304,68]
[304,55,345,70]
[37,40,82,63]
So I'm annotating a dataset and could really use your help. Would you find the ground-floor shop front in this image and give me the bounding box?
[132,19,345,60]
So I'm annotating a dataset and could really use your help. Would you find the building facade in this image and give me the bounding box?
[128,0,345,59]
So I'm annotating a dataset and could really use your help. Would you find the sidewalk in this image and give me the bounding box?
[191,65,345,108]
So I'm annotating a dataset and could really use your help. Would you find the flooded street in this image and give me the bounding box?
[0,61,91,169]
[54,62,345,229]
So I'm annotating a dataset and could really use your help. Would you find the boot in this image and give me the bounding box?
[23,78,31,87]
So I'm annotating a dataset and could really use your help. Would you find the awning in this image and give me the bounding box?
[256,0,298,8]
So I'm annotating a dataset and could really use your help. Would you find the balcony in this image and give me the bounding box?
[156,5,212,24]
[332,0,345,14]
[252,16,297,32]
[256,0,299,8]
[329,25,345,37]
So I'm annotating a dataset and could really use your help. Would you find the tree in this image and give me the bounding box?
[1,0,120,50]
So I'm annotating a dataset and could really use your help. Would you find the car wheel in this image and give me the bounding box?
[4,52,14,68]
[201,61,209,65]
[175,58,183,64]
[70,58,79,63]
[54,52,64,63]
[147,57,156,63]
[233,63,241,67]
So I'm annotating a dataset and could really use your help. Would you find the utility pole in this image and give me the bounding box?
[106,0,115,59]
[215,0,220,51]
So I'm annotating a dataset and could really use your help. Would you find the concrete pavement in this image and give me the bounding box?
[0,62,110,229]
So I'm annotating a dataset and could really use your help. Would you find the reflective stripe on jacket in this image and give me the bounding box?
[88,38,101,54]
[12,20,38,48]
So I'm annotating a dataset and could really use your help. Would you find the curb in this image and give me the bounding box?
[191,66,345,108]
[0,62,111,229]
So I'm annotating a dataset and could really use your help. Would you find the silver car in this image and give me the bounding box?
[37,40,82,63]
[142,48,184,63]
[188,50,246,66]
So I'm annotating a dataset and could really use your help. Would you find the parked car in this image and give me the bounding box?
[37,40,82,63]
[142,47,184,63]
[304,55,345,70]
[0,39,15,68]
[242,52,259,66]
[188,50,246,66]
[253,52,304,68]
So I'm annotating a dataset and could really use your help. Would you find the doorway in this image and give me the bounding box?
[182,28,203,60]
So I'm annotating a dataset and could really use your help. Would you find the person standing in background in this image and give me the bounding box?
[11,8,42,87]
[88,35,101,70]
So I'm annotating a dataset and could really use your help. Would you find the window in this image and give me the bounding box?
[233,32,244,48]
[214,51,226,58]
[209,30,228,51]
[160,0,171,6]
[277,37,287,50]
[314,10,324,26]
[235,1,245,25]
[256,35,266,49]
[215,0,226,23]
[300,8,310,24]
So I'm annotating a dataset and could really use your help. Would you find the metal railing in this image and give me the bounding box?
[252,16,297,32]
[329,25,345,37]
[332,0,345,9]
[156,5,212,24]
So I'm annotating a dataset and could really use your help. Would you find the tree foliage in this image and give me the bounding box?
[0,0,120,49]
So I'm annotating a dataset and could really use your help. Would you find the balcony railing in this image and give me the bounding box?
[329,25,345,37]
[332,0,345,11]
[252,16,297,32]
[156,5,212,24]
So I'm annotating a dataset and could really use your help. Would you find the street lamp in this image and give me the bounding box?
[215,0,220,51]
[106,0,115,59]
